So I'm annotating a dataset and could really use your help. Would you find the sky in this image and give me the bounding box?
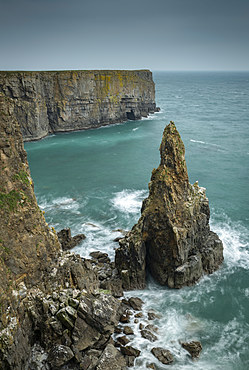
[0,0,248,71]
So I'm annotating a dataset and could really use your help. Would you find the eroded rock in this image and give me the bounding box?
[96,344,126,370]
[151,347,174,365]
[128,297,144,311]
[181,340,202,358]
[141,329,158,342]
[120,345,141,357]
[115,122,223,289]
[47,344,74,368]
[57,228,86,250]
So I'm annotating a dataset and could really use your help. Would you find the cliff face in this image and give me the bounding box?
[115,122,224,289]
[0,93,60,366]
[0,94,125,369]
[0,93,60,301]
[0,70,156,141]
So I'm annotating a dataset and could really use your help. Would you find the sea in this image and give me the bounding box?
[25,72,249,370]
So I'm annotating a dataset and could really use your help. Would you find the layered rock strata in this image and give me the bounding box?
[0,70,157,141]
[115,122,223,289]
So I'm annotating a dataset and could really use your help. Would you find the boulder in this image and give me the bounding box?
[115,122,223,289]
[95,344,126,370]
[151,347,174,365]
[128,297,144,311]
[120,345,141,357]
[181,341,202,358]
[72,316,101,351]
[77,293,121,335]
[146,363,157,369]
[90,251,110,263]
[148,311,161,320]
[123,326,134,335]
[141,329,158,342]
[117,335,130,346]
[145,324,159,333]
[47,344,74,368]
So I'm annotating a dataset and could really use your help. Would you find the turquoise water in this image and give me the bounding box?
[25,72,249,369]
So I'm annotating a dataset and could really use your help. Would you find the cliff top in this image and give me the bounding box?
[0,69,152,75]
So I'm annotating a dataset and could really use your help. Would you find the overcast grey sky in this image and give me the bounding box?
[0,0,248,71]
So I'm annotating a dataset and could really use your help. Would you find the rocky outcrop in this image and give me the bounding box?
[115,122,223,289]
[0,70,158,141]
[57,228,86,250]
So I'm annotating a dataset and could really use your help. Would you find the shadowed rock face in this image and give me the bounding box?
[0,70,157,141]
[0,94,61,306]
[0,95,124,369]
[115,122,223,289]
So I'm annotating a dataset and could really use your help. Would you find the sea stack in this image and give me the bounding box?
[115,122,223,289]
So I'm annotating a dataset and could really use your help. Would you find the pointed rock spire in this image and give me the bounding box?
[115,122,223,289]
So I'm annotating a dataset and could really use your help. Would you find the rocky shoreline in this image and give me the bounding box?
[0,92,223,369]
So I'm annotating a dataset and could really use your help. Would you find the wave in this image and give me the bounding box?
[190,139,226,152]
[111,189,148,214]
[190,139,206,144]
[72,220,122,260]
[141,110,164,121]
[210,212,249,271]
[38,196,81,214]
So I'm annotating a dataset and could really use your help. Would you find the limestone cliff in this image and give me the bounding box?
[0,70,157,141]
[115,122,224,289]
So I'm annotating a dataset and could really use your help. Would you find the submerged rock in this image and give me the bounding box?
[115,122,223,289]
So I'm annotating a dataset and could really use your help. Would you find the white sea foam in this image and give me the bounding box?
[132,127,139,131]
[190,139,226,152]
[211,215,249,270]
[190,139,206,144]
[111,189,148,214]
[39,196,80,214]
[72,220,119,260]
[141,110,163,120]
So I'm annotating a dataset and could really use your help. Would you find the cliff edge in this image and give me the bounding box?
[0,70,157,141]
[0,94,125,369]
[115,122,224,289]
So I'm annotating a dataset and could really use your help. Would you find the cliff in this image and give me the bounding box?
[0,94,126,369]
[0,70,157,141]
[0,93,61,303]
[115,122,224,290]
